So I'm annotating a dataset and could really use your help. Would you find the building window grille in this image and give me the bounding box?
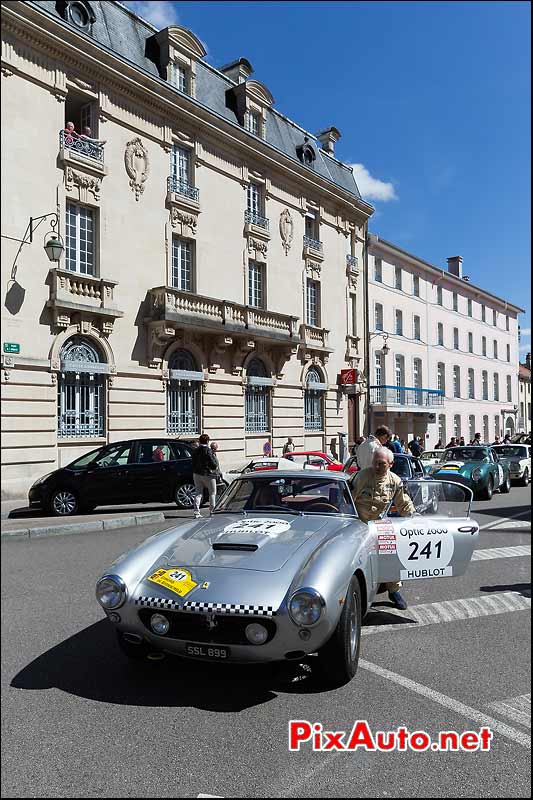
[167,350,200,435]
[482,371,488,400]
[304,367,324,431]
[247,182,262,216]
[394,266,402,290]
[375,303,383,332]
[306,278,320,327]
[493,373,499,401]
[437,323,444,346]
[171,237,193,291]
[468,368,475,399]
[438,414,446,444]
[453,366,461,398]
[248,261,264,308]
[57,337,105,438]
[374,258,383,282]
[395,309,403,336]
[65,202,95,275]
[413,275,420,297]
[413,316,421,340]
[245,358,270,433]
[469,415,476,443]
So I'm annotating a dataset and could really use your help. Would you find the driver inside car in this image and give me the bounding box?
[252,483,283,509]
[350,446,415,610]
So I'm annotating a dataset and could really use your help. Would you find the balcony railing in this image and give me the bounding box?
[244,209,269,230]
[60,130,104,163]
[370,385,445,407]
[147,287,299,340]
[300,324,330,351]
[167,175,200,202]
[346,255,359,268]
[303,235,323,252]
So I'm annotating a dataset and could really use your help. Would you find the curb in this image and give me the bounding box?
[1,511,167,540]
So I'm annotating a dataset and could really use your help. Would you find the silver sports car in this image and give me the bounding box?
[96,472,479,688]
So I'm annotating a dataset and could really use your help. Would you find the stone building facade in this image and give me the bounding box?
[367,235,523,446]
[1,0,372,499]
[518,353,531,434]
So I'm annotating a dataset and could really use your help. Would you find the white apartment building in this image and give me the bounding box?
[1,0,372,500]
[518,353,531,433]
[367,235,523,447]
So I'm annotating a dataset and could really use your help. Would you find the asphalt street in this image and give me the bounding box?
[1,486,530,798]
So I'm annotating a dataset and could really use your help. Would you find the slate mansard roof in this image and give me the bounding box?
[27,1,363,201]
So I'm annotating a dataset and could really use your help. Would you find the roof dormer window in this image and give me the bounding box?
[153,25,207,100]
[245,110,260,136]
[57,1,96,32]
[170,61,189,94]
[223,63,273,141]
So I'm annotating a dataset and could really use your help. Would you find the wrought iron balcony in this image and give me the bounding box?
[346,255,359,268]
[60,130,104,163]
[244,210,269,230]
[167,175,200,202]
[370,385,445,408]
[303,235,323,252]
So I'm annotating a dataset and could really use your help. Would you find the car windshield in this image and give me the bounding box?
[443,448,488,462]
[392,457,411,478]
[214,476,356,515]
[493,446,527,458]
[68,446,105,469]
[421,451,439,460]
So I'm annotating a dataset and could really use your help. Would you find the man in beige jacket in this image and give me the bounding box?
[350,446,415,610]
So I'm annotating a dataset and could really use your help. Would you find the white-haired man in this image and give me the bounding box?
[350,446,415,610]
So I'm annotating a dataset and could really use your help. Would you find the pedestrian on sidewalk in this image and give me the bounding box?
[282,437,295,457]
[191,433,219,518]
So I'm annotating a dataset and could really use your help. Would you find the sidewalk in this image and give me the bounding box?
[1,500,191,539]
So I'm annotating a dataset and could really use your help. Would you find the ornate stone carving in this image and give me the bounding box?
[209,335,233,373]
[247,236,268,263]
[305,260,322,280]
[124,137,150,200]
[170,207,197,236]
[65,166,102,202]
[50,372,58,386]
[279,208,294,255]
[1,66,14,78]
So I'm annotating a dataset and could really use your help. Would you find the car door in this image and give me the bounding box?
[84,441,135,506]
[370,479,479,584]
[126,440,180,502]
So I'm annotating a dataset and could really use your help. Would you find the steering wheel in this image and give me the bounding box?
[304,502,339,513]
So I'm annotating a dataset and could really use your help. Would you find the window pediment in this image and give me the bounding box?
[245,80,274,108]
[159,25,207,60]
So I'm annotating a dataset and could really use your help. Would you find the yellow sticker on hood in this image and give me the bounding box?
[147,567,197,597]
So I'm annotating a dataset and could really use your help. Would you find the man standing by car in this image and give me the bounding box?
[408,436,423,457]
[356,425,392,469]
[350,446,415,610]
[192,433,219,518]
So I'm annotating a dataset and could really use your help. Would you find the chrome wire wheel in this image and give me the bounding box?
[175,482,196,509]
[51,490,78,516]
[349,590,359,660]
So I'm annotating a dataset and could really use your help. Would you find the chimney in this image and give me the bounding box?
[220,57,253,84]
[526,353,531,371]
[316,127,341,156]
[447,256,463,278]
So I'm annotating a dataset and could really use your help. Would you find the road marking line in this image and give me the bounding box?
[487,694,531,729]
[359,659,531,749]
[472,545,531,560]
[364,591,531,634]
[479,510,531,530]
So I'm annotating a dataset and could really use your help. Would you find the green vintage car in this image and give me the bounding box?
[430,446,512,500]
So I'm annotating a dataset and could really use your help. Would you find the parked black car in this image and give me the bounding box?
[28,438,227,516]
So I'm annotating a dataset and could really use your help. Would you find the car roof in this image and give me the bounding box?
[291,451,328,456]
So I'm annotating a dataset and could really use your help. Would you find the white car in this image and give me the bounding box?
[222,456,307,485]
[492,444,531,486]
[420,449,445,473]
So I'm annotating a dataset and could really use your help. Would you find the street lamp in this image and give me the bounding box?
[43,232,64,262]
[369,331,390,357]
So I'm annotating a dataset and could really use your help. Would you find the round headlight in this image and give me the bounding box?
[288,589,325,627]
[471,467,482,481]
[150,613,169,635]
[95,575,126,609]
[245,623,268,645]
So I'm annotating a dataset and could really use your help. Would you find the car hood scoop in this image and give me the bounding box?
[163,513,331,572]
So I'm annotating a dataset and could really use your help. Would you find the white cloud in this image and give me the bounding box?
[349,163,397,202]
[520,343,532,354]
[123,1,179,29]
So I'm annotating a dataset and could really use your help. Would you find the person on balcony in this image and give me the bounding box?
[80,126,107,146]
[63,121,77,145]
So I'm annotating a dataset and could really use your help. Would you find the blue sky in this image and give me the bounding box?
[124,0,531,355]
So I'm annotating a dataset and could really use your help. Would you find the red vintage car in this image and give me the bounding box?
[288,451,358,474]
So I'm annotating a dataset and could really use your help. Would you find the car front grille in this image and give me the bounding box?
[138,608,277,645]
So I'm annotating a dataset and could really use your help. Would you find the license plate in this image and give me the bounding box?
[185,642,230,659]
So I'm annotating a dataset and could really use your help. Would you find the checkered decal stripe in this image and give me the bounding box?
[183,601,275,617]
[135,596,181,610]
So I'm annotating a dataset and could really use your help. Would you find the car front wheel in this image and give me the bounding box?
[175,482,196,509]
[49,489,79,516]
[499,475,511,493]
[520,469,529,487]
[316,575,362,689]
[478,476,494,501]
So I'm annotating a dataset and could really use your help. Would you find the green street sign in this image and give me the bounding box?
[3,343,20,354]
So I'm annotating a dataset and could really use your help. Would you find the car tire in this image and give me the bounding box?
[499,475,511,494]
[520,469,529,487]
[175,482,196,509]
[49,488,79,516]
[115,631,154,662]
[479,476,494,501]
[315,575,362,689]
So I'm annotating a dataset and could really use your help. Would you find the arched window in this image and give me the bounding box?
[245,358,270,433]
[304,367,325,431]
[57,337,105,438]
[167,349,201,435]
